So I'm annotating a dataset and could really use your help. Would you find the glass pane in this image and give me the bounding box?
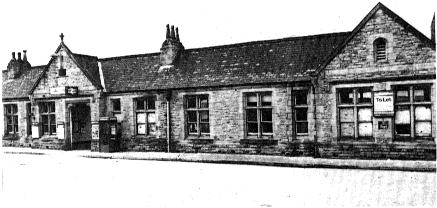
[261,94,272,106]
[339,89,353,104]
[147,113,156,123]
[187,111,197,122]
[7,125,12,133]
[295,91,307,105]
[296,122,308,134]
[396,89,409,102]
[137,124,146,134]
[247,122,258,133]
[12,115,17,124]
[339,108,354,122]
[51,124,56,133]
[295,108,307,121]
[49,103,55,113]
[186,96,196,108]
[147,98,155,110]
[357,89,372,103]
[50,115,56,124]
[14,125,18,133]
[246,94,257,107]
[43,125,49,133]
[358,122,372,137]
[148,123,156,135]
[137,113,146,123]
[340,123,354,137]
[7,116,12,125]
[41,103,47,113]
[395,124,410,135]
[415,106,431,121]
[136,100,145,110]
[358,108,372,122]
[261,123,273,133]
[199,111,209,122]
[395,107,410,124]
[414,86,430,102]
[199,96,208,108]
[246,109,257,122]
[200,123,210,133]
[415,122,431,137]
[12,105,18,114]
[112,100,120,111]
[261,109,272,122]
[188,123,198,133]
[42,115,48,125]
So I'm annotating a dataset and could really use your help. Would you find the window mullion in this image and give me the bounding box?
[353,89,358,139]
[257,93,261,137]
[409,87,415,139]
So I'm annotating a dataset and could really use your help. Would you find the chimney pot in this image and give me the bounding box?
[23,50,28,61]
[166,24,170,39]
[176,27,180,42]
[17,52,22,61]
[12,52,16,60]
[170,25,175,39]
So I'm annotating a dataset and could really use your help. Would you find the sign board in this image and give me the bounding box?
[49,87,65,95]
[378,121,389,129]
[57,122,65,140]
[65,86,79,96]
[374,91,394,116]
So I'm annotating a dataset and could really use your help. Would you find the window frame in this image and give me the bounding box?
[293,90,309,135]
[134,96,156,136]
[394,85,433,141]
[185,95,210,137]
[4,104,19,135]
[39,102,56,135]
[111,99,121,114]
[374,37,387,62]
[337,87,373,140]
[244,92,273,138]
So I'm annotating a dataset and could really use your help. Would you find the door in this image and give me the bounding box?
[71,103,92,150]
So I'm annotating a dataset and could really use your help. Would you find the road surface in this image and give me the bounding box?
[1,152,435,208]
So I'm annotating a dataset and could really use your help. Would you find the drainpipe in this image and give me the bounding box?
[311,77,319,158]
[166,91,172,153]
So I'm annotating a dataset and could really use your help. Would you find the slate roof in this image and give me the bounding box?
[100,32,350,92]
[2,65,45,99]
[72,53,101,87]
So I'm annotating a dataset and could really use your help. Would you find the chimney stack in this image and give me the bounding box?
[17,52,22,61]
[22,50,31,70]
[160,24,184,66]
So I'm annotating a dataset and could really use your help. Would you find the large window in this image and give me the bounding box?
[394,85,432,140]
[338,88,373,139]
[374,38,387,62]
[293,90,308,134]
[245,92,273,137]
[4,104,18,135]
[111,99,121,113]
[135,97,156,136]
[40,102,56,135]
[185,95,210,136]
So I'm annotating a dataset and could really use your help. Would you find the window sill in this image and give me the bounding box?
[3,134,20,141]
[240,139,278,146]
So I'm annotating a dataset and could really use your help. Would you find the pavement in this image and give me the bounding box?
[2,147,436,172]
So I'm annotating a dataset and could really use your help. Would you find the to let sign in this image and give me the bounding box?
[374,91,394,116]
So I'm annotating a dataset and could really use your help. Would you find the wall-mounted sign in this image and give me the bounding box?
[49,87,65,95]
[374,91,394,117]
[65,86,79,96]
[378,121,389,129]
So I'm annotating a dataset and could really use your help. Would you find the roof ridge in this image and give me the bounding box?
[98,31,350,62]
[73,53,98,58]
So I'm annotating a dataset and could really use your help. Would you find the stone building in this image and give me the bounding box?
[2,3,436,159]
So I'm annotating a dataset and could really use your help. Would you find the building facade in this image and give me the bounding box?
[2,3,436,160]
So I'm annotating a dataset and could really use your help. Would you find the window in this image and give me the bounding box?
[40,102,56,135]
[245,92,273,137]
[135,97,156,136]
[4,104,18,135]
[374,38,387,61]
[338,88,373,139]
[111,99,121,113]
[185,95,209,136]
[394,85,432,140]
[26,103,32,135]
[293,90,308,134]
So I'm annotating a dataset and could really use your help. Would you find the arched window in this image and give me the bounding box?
[374,38,387,61]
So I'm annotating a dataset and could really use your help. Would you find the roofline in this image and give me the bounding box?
[98,31,350,61]
[313,2,436,76]
[103,79,312,94]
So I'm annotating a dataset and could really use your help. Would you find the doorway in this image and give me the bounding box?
[70,103,92,150]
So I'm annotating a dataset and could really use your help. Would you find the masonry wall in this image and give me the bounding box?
[314,8,436,160]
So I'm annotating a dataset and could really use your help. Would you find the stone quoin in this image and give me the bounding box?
[2,3,436,160]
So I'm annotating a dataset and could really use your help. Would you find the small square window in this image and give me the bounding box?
[111,99,121,112]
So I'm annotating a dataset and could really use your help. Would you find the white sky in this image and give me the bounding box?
[0,0,435,68]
